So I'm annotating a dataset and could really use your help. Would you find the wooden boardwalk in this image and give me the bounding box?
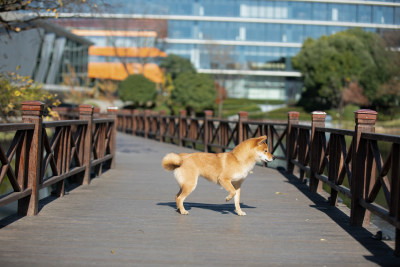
[0,133,399,266]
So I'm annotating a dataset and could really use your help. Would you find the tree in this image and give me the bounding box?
[158,54,197,114]
[118,74,157,108]
[0,71,60,122]
[292,28,394,115]
[376,29,400,118]
[374,78,400,119]
[160,54,196,80]
[0,0,107,33]
[171,72,216,115]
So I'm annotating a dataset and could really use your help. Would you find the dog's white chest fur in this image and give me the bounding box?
[231,162,256,181]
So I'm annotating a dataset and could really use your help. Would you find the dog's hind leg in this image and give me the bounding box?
[174,168,198,215]
[175,188,182,209]
[176,182,197,215]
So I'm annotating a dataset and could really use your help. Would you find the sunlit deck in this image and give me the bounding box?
[0,133,399,266]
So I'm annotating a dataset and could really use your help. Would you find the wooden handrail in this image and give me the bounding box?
[0,102,117,217]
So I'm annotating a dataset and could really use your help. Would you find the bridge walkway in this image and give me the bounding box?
[0,133,399,266]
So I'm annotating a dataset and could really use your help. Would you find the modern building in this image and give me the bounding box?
[55,0,400,101]
[52,18,168,84]
[0,18,92,87]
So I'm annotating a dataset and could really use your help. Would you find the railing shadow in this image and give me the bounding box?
[0,166,111,229]
[276,167,400,265]
[0,213,22,229]
[0,194,61,229]
[157,202,256,215]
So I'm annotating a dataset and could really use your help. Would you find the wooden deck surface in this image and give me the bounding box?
[0,133,399,266]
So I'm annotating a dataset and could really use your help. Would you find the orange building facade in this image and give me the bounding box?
[53,18,168,84]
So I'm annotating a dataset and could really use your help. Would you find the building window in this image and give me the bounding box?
[291,2,311,20]
[332,8,339,21]
[239,26,246,41]
[373,6,394,24]
[312,3,328,21]
[358,5,372,23]
[396,7,400,25]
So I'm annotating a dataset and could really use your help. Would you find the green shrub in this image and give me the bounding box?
[118,74,157,107]
[172,72,216,114]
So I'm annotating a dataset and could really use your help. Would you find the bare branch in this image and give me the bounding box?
[0,0,109,32]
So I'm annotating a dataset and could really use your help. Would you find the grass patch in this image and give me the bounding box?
[265,106,311,121]
[378,119,400,128]
[223,98,267,105]
[221,98,263,118]
[325,105,360,122]
[221,98,287,119]
[222,103,262,118]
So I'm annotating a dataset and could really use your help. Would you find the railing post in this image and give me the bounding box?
[310,111,326,193]
[79,104,94,185]
[93,107,100,118]
[107,107,118,169]
[286,111,299,174]
[132,109,138,135]
[159,110,166,143]
[144,109,151,138]
[391,143,400,256]
[238,111,248,144]
[204,110,213,152]
[19,101,43,216]
[179,110,187,147]
[120,110,126,133]
[350,109,377,227]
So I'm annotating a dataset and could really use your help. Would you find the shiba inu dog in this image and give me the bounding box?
[161,136,275,216]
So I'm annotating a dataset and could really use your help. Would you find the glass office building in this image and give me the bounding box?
[61,0,400,101]
[0,19,92,86]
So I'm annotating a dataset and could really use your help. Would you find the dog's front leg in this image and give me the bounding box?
[218,178,236,202]
[234,188,246,216]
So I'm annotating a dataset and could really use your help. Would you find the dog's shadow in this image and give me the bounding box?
[157,202,256,215]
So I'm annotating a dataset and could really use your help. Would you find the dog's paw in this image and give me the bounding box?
[180,210,189,215]
[235,210,246,216]
[225,193,235,202]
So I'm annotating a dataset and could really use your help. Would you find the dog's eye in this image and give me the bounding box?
[264,150,268,153]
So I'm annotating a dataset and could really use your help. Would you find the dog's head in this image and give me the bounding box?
[253,136,276,163]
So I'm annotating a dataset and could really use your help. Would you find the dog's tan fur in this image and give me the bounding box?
[161,136,275,216]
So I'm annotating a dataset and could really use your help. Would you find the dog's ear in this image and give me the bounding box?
[256,135,267,145]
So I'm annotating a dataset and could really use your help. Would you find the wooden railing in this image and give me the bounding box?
[0,101,116,217]
[116,108,400,256]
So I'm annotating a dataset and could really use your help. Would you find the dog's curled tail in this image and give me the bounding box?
[162,153,183,171]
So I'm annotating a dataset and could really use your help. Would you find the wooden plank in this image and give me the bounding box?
[360,199,399,228]
[315,173,352,198]
[316,127,354,136]
[0,123,34,132]
[43,120,88,128]
[93,118,114,124]
[291,159,311,174]
[90,154,113,167]
[0,189,32,206]
[362,132,400,143]
[40,166,86,189]
[292,124,312,130]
